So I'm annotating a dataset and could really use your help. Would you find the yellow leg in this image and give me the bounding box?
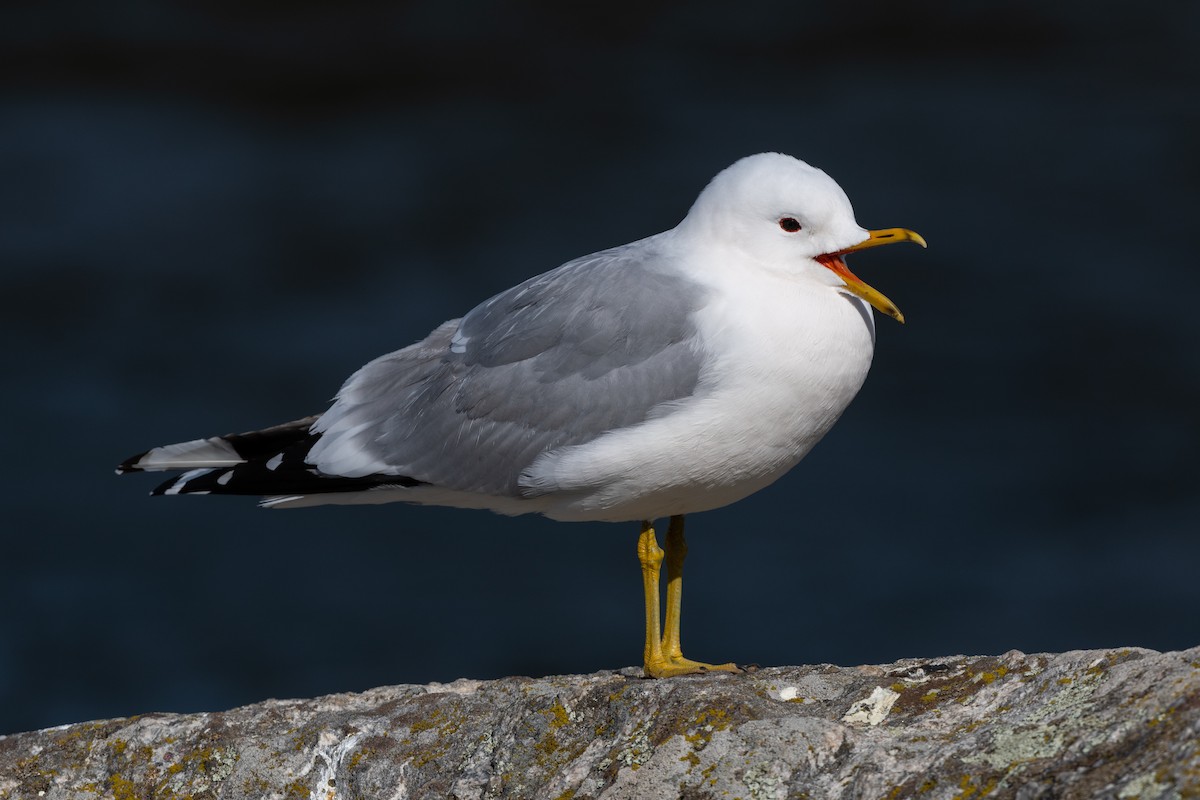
[638,521,666,669]
[639,515,742,678]
[661,515,688,660]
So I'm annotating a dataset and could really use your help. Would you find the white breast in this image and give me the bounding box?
[525,256,877,522]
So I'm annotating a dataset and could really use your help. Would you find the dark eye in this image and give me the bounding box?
[778,217,802,233]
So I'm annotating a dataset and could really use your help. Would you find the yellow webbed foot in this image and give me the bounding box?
[644,656,742,679]
[638,516,745,679]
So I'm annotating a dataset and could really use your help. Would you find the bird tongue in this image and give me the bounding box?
[814,253,856,282]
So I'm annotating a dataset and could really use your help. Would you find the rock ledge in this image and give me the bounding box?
[2,646,1198,799]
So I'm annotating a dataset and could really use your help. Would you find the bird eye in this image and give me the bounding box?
[778,217,802,233]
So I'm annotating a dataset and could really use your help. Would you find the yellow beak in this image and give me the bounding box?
[818,227,926,324]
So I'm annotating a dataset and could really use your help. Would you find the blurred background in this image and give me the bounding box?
[2,1,1198,735]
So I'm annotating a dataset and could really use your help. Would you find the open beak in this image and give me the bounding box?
[816,227,927,324]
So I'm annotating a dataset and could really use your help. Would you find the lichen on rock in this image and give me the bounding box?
[1,646,1197,799]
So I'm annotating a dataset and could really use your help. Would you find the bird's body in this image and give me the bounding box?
[119,152,924,676]
[284,229,875,522]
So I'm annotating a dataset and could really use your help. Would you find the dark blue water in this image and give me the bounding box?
[3,2,1198,735]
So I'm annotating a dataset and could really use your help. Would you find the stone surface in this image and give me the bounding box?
[2,646,1198,799]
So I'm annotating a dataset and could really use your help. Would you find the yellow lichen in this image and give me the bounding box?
[979,667,1007,685]
[535,733,560,759]
[347,747,374,770]
[547,700,570,729]
[108,775,137,800]
[954,774,1000,798]
[683,708,731,751]
[410,709,443,734]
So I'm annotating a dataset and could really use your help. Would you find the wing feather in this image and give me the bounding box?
[308,235,708,497]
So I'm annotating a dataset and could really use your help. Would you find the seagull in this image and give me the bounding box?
[117,152,925,678]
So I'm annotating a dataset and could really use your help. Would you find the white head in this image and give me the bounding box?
[681,152,869,259]
[677,152,925,323]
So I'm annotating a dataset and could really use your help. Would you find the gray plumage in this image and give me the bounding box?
[306,236,708,497]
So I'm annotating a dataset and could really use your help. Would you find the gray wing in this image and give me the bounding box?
[308,235,709,497]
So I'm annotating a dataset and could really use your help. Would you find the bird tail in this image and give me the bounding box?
[116,415,420,502]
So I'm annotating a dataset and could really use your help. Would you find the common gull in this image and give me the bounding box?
[118,152,926,677]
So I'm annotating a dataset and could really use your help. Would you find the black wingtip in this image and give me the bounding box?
[115,451,150,475]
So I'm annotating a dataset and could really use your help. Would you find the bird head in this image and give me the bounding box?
[680,152,926,323]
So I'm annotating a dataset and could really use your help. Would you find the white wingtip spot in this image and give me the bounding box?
[163,468,214,495]
[216,470,234,486]
[265,453,284,471]
[131,437,244,472]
